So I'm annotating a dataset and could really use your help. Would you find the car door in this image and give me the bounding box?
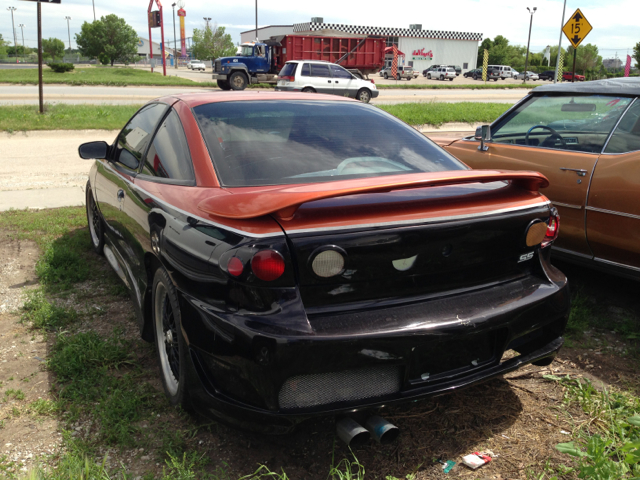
[329,64,356,97]
[94,102,168,285]
[307,63,334,94]
[586,99,640,270]
[444,94,634,258]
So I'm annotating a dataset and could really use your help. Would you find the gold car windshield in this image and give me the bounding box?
[492,95,633,153]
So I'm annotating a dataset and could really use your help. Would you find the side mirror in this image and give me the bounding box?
[476,125,491,151]
[78,141,109,160]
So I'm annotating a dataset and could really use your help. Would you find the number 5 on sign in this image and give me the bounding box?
[562,8,593,49]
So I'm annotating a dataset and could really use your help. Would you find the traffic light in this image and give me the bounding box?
[148,11,161,28]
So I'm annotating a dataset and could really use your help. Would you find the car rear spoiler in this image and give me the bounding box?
[198,170,549,221]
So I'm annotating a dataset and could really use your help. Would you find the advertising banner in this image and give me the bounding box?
[178,8,186,57]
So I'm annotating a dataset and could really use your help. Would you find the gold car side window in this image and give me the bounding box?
[604,100,640,154]
[492,95,633,154]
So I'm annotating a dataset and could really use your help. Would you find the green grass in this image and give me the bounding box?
[0,104,142,132]
[544,375,640,479]
[0,102,508,132]
[378,102,511,126]
[0,66,217,87]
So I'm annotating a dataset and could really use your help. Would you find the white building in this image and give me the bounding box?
[137,37,175,58]
[240,20,482,73]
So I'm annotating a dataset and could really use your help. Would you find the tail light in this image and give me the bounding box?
[311,249,345,278]
[251,250,285,281]
[369,79,375,84]
[279,75,295,82]
[541,210,560,248]
[226,257,244,277]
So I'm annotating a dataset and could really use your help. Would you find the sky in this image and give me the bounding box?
[1,0,637,60]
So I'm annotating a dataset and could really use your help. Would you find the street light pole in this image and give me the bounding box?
[522,7,537,84]
[18,23,25,60]
[255,0,258,41]
[92,0,96,21]
[65,16,72,54]
[172,3,177,68]
[7,7,18,64]
[203,17,211,28]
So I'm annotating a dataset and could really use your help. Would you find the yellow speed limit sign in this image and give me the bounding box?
[562,9,592,48]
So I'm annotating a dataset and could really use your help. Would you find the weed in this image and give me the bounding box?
[28,399,61,416]
[545,375,640,479]
[35,230,93,289]
[5,389,26,400]
[21,290,78,330]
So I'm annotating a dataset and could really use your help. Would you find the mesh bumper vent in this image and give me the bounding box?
[278,365,402,410]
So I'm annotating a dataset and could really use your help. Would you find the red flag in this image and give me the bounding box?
[391,44,398,79]
[624,55,631,77]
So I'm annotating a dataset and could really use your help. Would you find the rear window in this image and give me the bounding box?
[193,101,466,187]
[279,62,298,77]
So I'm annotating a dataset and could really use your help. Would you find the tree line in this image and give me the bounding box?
[479,36,640,79]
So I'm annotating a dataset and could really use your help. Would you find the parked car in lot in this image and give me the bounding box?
[487,65,514,80]
[187,60,206,71]
[463,68,481,79]
[514,71,539,81]
[426,66,456,81]
[563,72,585,81]
[538,70,557,81]
[79,91,569,431]
[275,60,378,103]
[380,66,414,80]
[433,77,640,279]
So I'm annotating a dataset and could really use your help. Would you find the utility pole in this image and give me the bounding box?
[18,24,25,60]
[92,0,96,21]
[523,7,537,84]
[255,0,258,41]
[172,3,177,68]
[554,0,567,84]
[65,16,72,53]
[7,7,18,64]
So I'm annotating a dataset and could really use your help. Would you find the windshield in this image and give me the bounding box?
[193,101,466,187]
[240,45,254,57]
[492,94,633,153]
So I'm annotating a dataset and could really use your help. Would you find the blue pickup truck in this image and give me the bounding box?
[213,42,281,90]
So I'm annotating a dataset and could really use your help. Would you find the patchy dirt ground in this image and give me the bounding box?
[1,227,639,479]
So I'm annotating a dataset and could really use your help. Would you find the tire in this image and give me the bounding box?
[152,266,191,409]
[384,73,388,79]
[356,88,371,103]
[493,78,498,82]
[217,79,231,90]
[427,74,431,79]
[449,77,453,81]
[229,71,248,90]
[86,182,105,255]
[440,75,444,81]
[473,74,478,80]
[301,87,316,93]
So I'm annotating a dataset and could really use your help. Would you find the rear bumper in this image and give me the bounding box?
[180,265,569,432]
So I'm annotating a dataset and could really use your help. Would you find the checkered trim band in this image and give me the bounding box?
[293,22,482,41]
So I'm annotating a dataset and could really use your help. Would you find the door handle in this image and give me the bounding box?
[560,168,587,177]
[335,81,339,83]
[117,189,125,201]
[327,80,331,83]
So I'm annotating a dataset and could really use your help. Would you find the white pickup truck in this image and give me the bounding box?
[187,60,206,71]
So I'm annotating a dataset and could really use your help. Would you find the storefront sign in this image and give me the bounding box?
[412,48,433,60]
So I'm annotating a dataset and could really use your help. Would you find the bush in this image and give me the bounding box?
[47,62,75,73]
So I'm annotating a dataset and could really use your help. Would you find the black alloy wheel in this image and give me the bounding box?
[85,182,104,255]
[152,266,190,409]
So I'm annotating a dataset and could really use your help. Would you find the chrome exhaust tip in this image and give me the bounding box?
[336,417,370,447]
[364,415,399,444]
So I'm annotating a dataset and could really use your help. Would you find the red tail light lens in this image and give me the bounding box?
[251,250,285,281]
[278,75,295,82]
[227,257,244,277]
[369,79,375,84]
[541,212,560,248]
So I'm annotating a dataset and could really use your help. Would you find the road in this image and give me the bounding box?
[0,125,476,211]
[0,84,530,105]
